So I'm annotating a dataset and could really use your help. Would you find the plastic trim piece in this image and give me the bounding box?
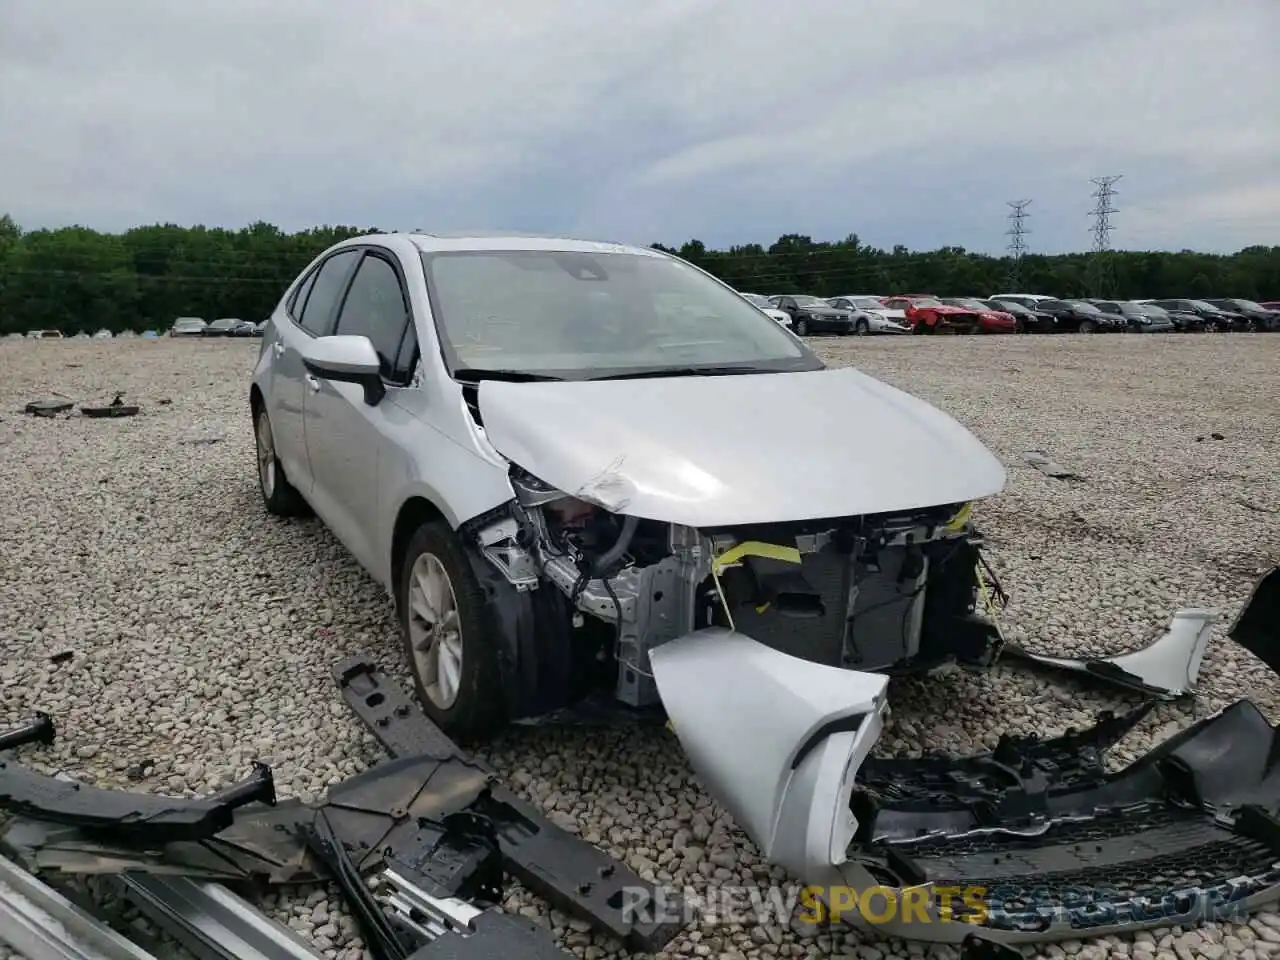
[1002,607,1215,699]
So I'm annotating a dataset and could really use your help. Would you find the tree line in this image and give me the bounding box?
[1,213,1276,335]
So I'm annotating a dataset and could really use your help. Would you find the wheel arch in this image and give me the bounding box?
[390,496,448,602]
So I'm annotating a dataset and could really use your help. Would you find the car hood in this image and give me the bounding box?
[802,306,848,316]
[921,304,974,315]
[476,367,1007,526]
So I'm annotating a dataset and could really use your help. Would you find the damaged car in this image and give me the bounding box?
[247,233,1280,947]
[250,232,1014,739]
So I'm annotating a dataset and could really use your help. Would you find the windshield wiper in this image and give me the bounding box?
[587,365,781,381]
[452,368,565,383]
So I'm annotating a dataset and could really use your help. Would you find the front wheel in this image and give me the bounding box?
[254,408,310,516]
[854,319,869,336]
[794,317,810,336]
[398,520,506,741]
[1079,319,1097,334]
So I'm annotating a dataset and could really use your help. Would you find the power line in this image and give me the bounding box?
[1088,175,1122,297]
[1005,200,1031,292]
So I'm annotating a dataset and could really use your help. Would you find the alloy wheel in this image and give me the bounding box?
[407,552,464,709]
[255,411,276,498]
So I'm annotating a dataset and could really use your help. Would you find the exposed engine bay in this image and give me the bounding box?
[473,465,1005,712]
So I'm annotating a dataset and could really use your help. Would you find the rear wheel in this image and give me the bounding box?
[254,408,310,517]
[398,520,506,740]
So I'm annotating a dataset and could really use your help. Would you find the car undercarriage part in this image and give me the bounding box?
[470,487,1003,717]
[0,657,682,960]
[0,850,161,960]
[651,566,1280,944]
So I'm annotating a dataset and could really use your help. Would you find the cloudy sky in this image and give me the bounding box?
[1,0,1276,254]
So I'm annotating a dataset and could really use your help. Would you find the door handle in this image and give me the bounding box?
[305,375,321,392]
[272,341,285,358]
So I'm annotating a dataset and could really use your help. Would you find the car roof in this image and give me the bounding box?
[341,232,667,257]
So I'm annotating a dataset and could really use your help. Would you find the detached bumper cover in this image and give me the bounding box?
[651,569,1280,944]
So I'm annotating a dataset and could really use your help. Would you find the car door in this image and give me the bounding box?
[303,247,419,576]
[266,248,361,494]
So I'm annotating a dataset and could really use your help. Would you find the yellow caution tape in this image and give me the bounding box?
[943,502,972,532]
[712,540,803,575]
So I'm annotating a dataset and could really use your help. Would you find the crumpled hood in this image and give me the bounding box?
[476,367,1006,526]
[925,304,977,316]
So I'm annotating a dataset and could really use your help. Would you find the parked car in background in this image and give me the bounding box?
[1261,301,1280,312]
[252,321,266,337]
[835,295,910,329]
[1205,298,1280,332]
[231,320,259,337]
[141,330,160,339]
[27,329,64,339]
[825,297,910,334]
[92,329,113,339]
[880,295,981,334]
[1033,299,1118,333]
[740,293,796,328]
[983,298,1055,333]
[170,317,207,337]
[1149,299,1239,332]
[987,293,1056,308]
[939,298,1018,334]
[1131,301,1203,333]
[1088,300,1175,333]
[203,318,241,337]
[767,295,855,336]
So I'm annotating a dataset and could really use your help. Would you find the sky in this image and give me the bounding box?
[1,0,1277,255]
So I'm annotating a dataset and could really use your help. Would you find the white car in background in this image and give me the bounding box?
[739,292,794,328]
[987,293,1055,308]
[828,296,910,334]
[169,317,207,337]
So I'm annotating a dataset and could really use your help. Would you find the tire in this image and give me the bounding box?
[254,407,310,517]
[854,319,869,336]
[794,317,810,336]
[398,520,506,741]
[1079,319,1097,334]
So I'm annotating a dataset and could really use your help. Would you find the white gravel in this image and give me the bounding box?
[1,333,1278,960]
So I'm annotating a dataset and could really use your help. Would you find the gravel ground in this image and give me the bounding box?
[1,333,1279,960]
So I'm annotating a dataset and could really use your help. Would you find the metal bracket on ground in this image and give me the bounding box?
[334,655,685,954]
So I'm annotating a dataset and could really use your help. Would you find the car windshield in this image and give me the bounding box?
[1138,304,1170,318]
[949,298,986,310]
[1189,300,1222,312]
[851,297,885,310]
[421,249,821,379]
[910,297,943,307]
[741,293,771,308]
[1065,300,1103,314]
[790,295,827,306]
[1229,299,1263,310]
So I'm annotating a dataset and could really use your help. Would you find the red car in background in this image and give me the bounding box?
[881,294,986,334]
[941,297,1020,334]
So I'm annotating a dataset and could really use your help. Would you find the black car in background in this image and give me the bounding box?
[1087,300,1175,333]
[1206,298,1280,331]
[983,298,1055,333]
[767,295,856,336]
[1034,299,1119,333]
[1150,299,1242,332]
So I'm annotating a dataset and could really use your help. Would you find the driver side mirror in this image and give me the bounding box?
[301,335,386,406]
